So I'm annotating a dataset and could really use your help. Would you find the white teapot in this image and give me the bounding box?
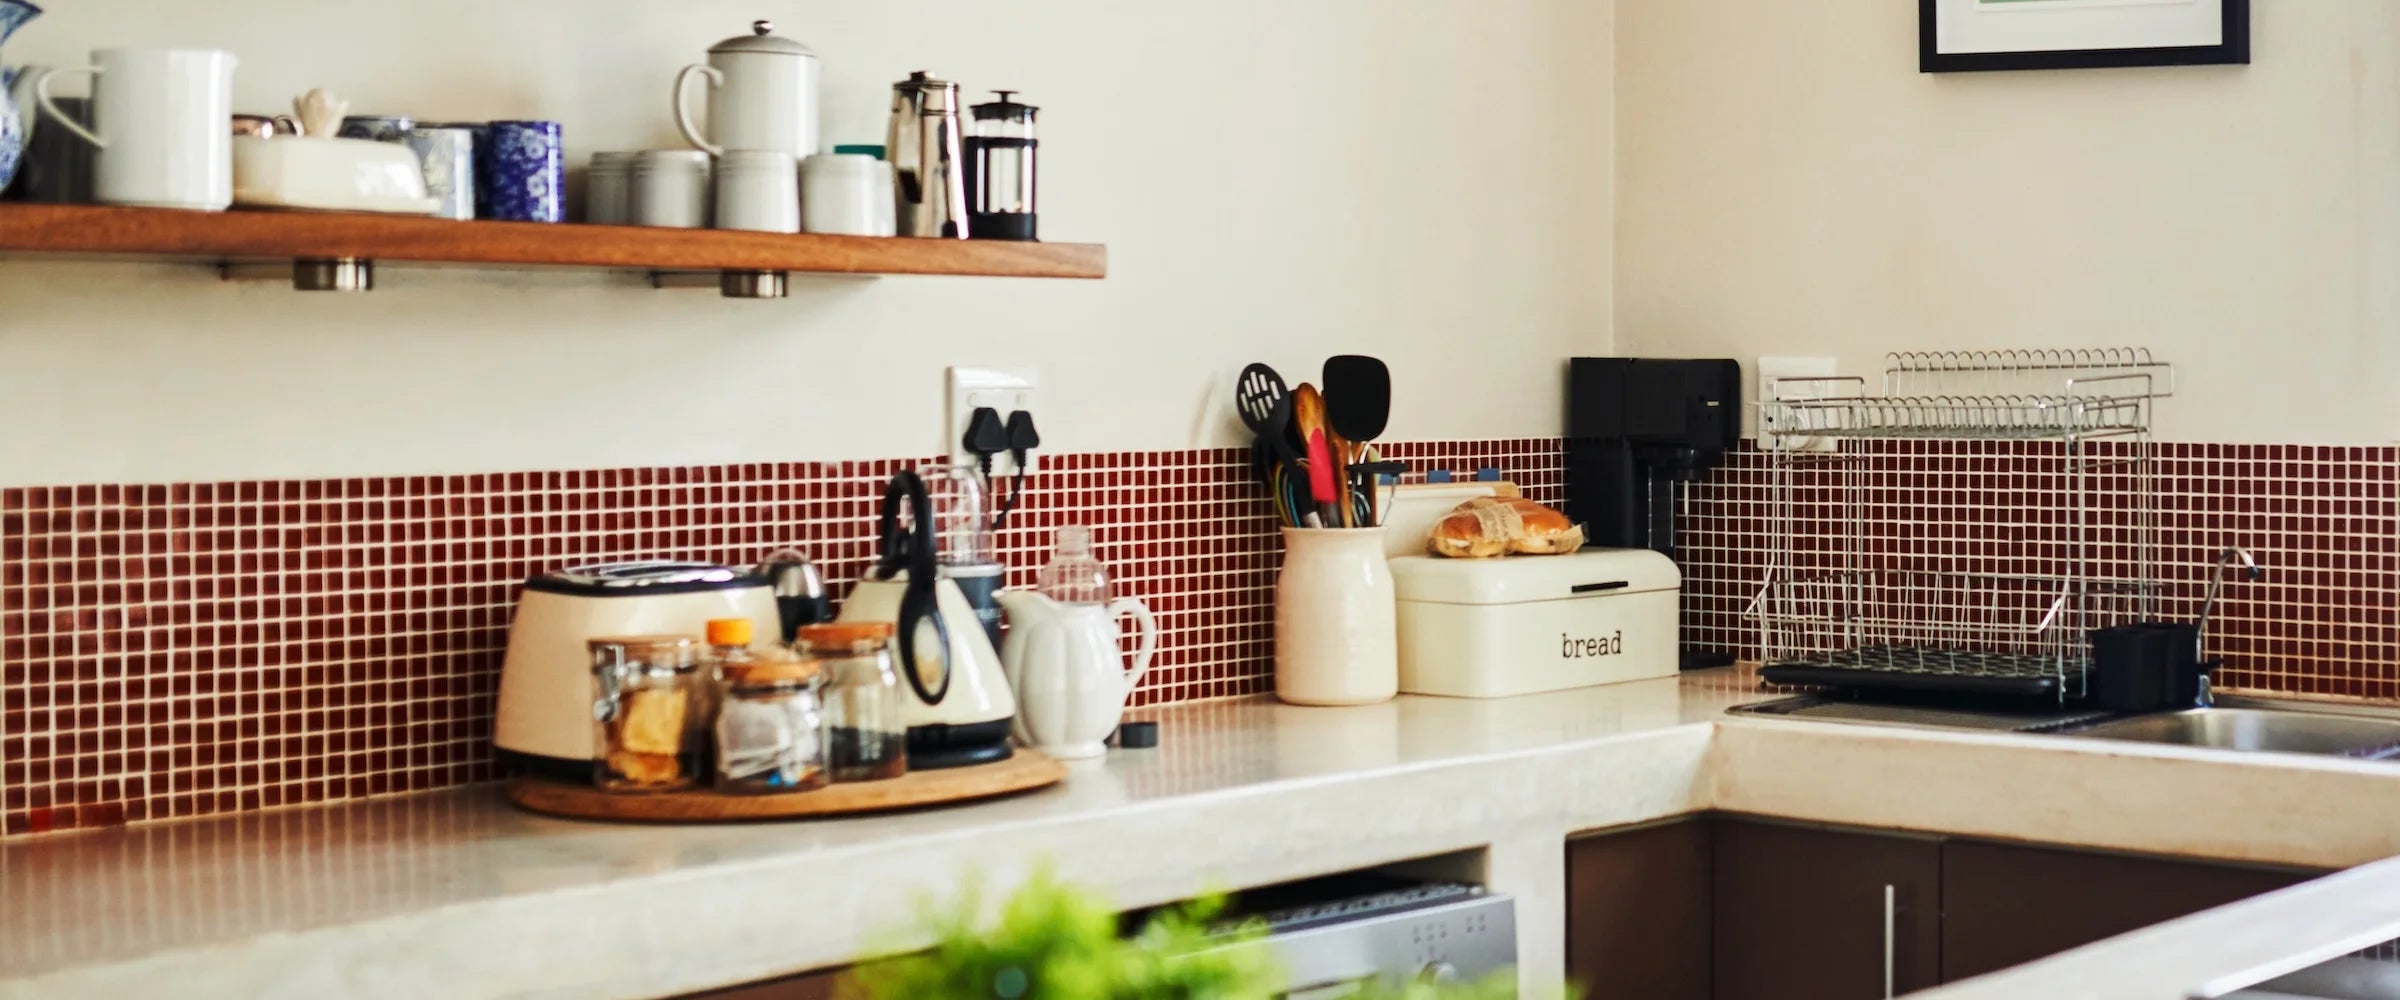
[996,589,1156,759]
[673,19,819,158]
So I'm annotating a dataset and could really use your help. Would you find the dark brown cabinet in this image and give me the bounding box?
[1566,817,1715,999]
[1713,818,1943,1000]
[1939,840,2312,982]
[1566,815,2322,1000]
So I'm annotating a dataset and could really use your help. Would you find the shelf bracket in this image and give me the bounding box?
[719,270,789,299]
[293,258,374,292]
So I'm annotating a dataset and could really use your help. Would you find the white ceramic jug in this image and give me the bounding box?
[996,590,1156,759]
[33,48,237,210]
[673,20,819,158]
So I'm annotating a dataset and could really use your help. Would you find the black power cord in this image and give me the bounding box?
[993,411,1041,530]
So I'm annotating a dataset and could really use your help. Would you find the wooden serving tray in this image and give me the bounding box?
[507,749,1067,822]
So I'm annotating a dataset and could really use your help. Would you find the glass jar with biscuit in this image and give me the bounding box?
[590,635,703,792]
[714,644,827,793]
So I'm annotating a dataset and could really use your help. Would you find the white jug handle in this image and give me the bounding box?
[1109,597,1157,690]
[671,63,724,157]
[32,67,104,149]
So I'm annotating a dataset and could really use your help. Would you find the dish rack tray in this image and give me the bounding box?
[1748,349,2172,702]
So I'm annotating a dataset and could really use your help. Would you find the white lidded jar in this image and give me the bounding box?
[629,150,710,228]
[584,151,636,225]
[673,20,820,159]
[713,148,799,233]
[1274,527,1398,706]
[802,146,897,236]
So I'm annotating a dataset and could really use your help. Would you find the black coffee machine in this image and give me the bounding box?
[1565,358,1741,670]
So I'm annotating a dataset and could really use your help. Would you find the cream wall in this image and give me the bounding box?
[1617,0,2400,443]
[0,0,1614,486]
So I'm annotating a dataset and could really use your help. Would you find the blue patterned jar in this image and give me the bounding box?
[478,120,563,223]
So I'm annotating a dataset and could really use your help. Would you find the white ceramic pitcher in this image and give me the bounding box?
[33,48,236,210]
[996,590,1156,759]
[672,20,819,159]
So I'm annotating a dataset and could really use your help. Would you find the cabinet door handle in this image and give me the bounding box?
[1883,882,1897,999]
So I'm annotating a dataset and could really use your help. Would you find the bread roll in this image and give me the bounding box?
[1426,497,1587,558]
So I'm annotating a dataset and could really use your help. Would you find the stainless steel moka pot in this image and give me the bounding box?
[887,72,970,239]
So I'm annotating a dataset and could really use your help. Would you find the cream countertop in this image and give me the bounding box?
[11,668,2400,999]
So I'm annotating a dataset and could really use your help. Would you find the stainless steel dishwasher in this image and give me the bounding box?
[1164,874,1517,996]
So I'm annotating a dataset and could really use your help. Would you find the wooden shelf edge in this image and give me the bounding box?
[0,203,1106,279]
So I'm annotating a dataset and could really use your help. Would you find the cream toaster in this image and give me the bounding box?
[494,561,778,781]
[1387,548,1681,698]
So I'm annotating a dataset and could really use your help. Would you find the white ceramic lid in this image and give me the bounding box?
[711,20,814,57]
[1388,548,1681,606]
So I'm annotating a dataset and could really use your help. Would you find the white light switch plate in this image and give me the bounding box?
[946,365,1040,475]
[1758,356,1840,452]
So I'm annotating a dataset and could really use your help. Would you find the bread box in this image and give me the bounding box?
[1387,548,1681,698]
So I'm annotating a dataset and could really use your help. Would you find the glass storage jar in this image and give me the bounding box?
[589,635,703,792]
[804,621,907,782]
[714,648,827,793]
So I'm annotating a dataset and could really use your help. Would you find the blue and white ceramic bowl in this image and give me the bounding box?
[478,120,562,223]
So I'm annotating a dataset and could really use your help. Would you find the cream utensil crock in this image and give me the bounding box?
[1274,526,1398,706]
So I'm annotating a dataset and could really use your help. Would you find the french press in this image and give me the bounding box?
[965,90,1038,241]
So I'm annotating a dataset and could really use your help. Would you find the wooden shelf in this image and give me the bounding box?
[0,203,1106,279]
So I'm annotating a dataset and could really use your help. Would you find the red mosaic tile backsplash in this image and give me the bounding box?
[1679,440,2400,698]
[0,439,1564,837]
[5,434,2392,838]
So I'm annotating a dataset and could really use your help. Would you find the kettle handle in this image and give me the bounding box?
[671,63,724,157]
[1109,597,1157,690]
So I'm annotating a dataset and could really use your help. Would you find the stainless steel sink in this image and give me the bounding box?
[1731,694,2400,760]
[2066,705,2400,758]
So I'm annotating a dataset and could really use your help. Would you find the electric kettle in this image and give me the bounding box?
[836,470,1017,768]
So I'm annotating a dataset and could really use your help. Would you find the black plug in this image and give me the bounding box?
[1004,410,1041,471]
[962,406,1009,473]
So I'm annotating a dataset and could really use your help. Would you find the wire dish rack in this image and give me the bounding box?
[1748,348,2172,702]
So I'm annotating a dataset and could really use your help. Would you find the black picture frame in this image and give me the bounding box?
[1920,0,2249,73]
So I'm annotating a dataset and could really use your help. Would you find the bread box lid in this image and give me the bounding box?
[1388,548,1680,606]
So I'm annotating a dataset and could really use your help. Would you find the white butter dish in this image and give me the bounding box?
[231,136,439,215]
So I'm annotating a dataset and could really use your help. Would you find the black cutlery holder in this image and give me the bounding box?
[2088,623,2201,711]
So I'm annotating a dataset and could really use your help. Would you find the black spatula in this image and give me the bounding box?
[1323,355,1391,444]
[1323,355,1391,522]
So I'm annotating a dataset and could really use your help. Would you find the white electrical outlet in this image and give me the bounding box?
[1758,356,1842,452]
[946,365,1041,476]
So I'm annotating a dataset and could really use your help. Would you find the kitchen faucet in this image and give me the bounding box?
[2191,547,2262,707]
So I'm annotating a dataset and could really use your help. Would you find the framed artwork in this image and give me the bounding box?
[1920,0,2250,73]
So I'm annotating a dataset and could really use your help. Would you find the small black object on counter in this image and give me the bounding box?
[1115,721,1159,749]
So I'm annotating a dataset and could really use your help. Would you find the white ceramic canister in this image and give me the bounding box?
[714,149,798,233]
[629,149,710,228]
[583,150,635,225]
[1273,527,1398,706]
[673,20,819,159]
[801,150,897,236]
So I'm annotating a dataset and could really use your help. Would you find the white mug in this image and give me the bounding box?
[34,48,238,211]
[714,149,798,233]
